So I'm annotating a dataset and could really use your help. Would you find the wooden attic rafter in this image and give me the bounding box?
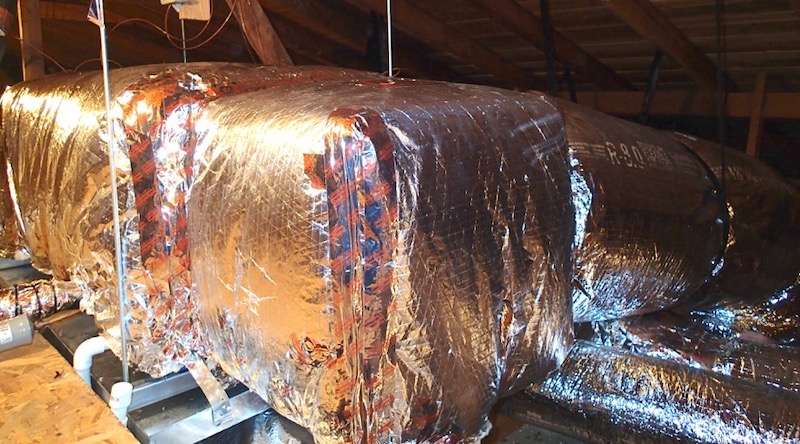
[346,0,542,90]
[36,1,364,72]
[45,0,293,67]
[224,0,292,65]
[601,0,736,91]
[256,0,471,82]
[465,0,635,91]
[36,2,197,66]
[17,0,44,80]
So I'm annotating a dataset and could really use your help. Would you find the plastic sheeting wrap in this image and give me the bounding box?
[188,79,574,442]
[500,340,800,444]
[672,132,800,306]
[582,311,800,393]
[536,97,725,322]
[0,63,377,375]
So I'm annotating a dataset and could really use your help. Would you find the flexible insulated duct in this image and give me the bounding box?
[501,340,800,444]
[536,96,726,322]
[582,310,800,393]
[671,132,800,307]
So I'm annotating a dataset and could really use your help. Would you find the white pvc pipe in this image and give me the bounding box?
[73,336,110,386]
[109,381,133,425]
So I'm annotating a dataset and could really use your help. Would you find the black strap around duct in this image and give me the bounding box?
[715,0,727,197]
[540,0,558,96]
[563,69,577,103]
[639,50,664,125]
[367,10,389,74]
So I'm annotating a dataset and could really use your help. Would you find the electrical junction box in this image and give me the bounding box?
[161,0,211,21]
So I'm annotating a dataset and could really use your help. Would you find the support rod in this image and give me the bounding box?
[540,0,557,96]
[640,51,664,124]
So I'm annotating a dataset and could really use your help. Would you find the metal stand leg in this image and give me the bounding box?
[186,357,232,427]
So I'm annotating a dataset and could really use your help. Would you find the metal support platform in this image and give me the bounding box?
[40,312,269,443]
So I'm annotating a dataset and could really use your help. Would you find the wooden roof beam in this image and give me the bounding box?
[40,2,126,24]
[257,0,470,82]
[268,13,371,70]
[17,0,44,80]
[792,0,800,21]
[465,0,634,91]
[563,90,800,119]
[601,0,735,90]
[38,1,361,69]
[38,3,186,67]
[346,0,539,89]
[225,0,292,65]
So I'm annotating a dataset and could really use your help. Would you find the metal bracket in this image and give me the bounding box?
[186,357,232,427]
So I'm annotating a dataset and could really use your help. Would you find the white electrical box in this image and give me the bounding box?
[180,0,211,21]
[160,0,211,21]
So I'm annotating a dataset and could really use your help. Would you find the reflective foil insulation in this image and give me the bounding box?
[0,142,18,257]
[672,132,800,307]
[534,95,725,322]
[0,63,379,375]
[581,310,800,393]
[0,279,81,321]
[1,64,575,443]
[500,340,800,444]
[710,285,800,346]
[188,78,574,442]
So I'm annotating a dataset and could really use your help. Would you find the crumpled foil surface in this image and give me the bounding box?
[188,78,574,442]
[0,65,170,370]
[0,144,19,257]
[0,63,375,375]
[0,279,81,321]
[582,310,800,393]
[109,63,372,374]
[535,96,725,322]
[502,340,800,444]
[671,132,800,307]
[709,286,800,346]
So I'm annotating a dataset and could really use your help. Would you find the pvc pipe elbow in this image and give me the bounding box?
[109,382,133,425]
[73,336,109,386]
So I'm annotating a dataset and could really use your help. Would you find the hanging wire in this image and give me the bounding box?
[95,0,129,383]
[715,0,727,197]
[73,57,123,72]
[106,0,230,53]
[163,0,238,52]
[385,0,393,76]
[180,18,188,63]
[13,37,67,72]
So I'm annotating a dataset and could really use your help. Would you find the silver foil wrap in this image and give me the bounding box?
[188,79,574,442]
[672,132,800,307]
[0,63,375,375]
[110,63,373,374]
[0,144,19,256]
[716,286,800,346]
[537,96,725,322]
[0,66,173,370]
[0,279,81,321]
[501,340,800,443]
[582,311,800,393]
